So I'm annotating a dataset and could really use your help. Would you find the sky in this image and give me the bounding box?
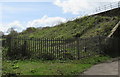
[0,0,120,34]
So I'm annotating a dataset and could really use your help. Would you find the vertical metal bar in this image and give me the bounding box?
[54,38,56,59]
[110,3,112,9]
[35,38,37,54]
[41,38,43,55]
[59,38,61,59]
[74,38,77,59]
[56,38,59,59]
[51,38,53,59]
[58,38,60,59]
[76,37,80,60]
[48,38,50,55]
[38,38,40,56]
[53,38,55,58]
[64,38,66,59]
[98,35,102,54]
[61,38,63,59]
[32,38,35,53]
[41,38,43,54]
[32,38,33,53]
[36,38,38,55]
[46,38,48,55]
[118,1,120,8]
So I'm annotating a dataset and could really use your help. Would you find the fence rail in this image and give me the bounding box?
[94,2,119,13]
[2,36,120,60]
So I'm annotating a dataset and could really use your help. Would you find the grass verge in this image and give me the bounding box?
[2,55,111,76]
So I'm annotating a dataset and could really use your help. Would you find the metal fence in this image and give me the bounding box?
[93,2,120,14]
[2,36,120,60]
[69,1,120,21]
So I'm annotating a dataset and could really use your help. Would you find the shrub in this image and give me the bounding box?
[36,52,56,60]
[2,48,9,60]
[6,41,32,60]
[101,38,119,57]
[61,52,75,60]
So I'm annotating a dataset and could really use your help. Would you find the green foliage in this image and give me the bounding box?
[7,28,18,37]
[36,52,56,60]
[21,27,37,34]
[19,15,119,39]
[6,42,32,60]
[61,52,75,60]
[2,55,110,75]
[101,39,119,57]
[2,48,9,59]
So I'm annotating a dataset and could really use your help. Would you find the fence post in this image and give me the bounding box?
[76,37,80,60]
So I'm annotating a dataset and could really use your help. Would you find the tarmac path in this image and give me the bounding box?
[82,60,119,75]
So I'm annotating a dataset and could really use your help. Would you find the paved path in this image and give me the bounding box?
[83,60,119,75]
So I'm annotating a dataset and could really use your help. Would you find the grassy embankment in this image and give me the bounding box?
[20,16,119,39]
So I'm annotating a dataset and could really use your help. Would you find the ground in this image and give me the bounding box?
[82,59,119,75]
[2,55,110,75]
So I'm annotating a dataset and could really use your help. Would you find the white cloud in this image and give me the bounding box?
[0,15,66,33]
[7,21,25,31]
[0,21,24,34]
[26,15,66,27]
[54,0,90,15]
[54,0,120,15]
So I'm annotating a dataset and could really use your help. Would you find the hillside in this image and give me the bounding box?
[20,8,120,39]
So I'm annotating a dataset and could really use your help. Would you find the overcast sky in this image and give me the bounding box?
[0,0,119,33]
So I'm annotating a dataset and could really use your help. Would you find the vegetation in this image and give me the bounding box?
[2,8,120,76]
[2,55,110,76]
[18,16,120,39]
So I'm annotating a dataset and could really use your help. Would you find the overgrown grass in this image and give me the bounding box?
[19,16,119,39]
[2,55,111,76]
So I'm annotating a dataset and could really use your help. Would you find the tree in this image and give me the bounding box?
[21,27,37,34]
[0,31,4,37]
[7,27,18,37]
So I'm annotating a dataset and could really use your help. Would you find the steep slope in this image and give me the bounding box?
[20,8,120,39]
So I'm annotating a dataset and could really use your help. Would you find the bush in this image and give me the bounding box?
[36,52,56,60]
[6,42,32,60]
[101,38,119,57]
[2,48,9,60]
[61,52,75,60]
